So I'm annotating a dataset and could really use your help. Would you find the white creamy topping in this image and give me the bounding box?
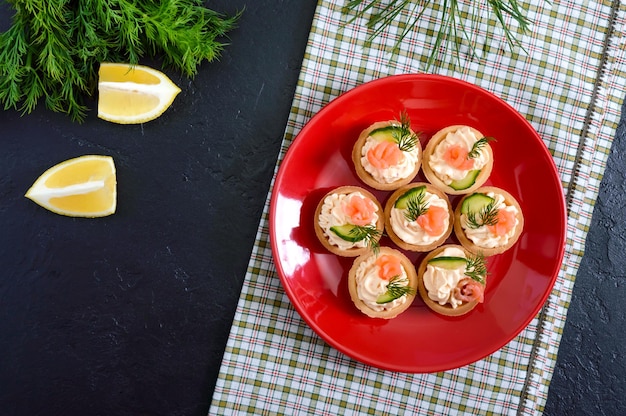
[428,126,489,184]
[360,136,419,184]
[423,247,466,308]
[390,191,449,245]
[462,192,519,248]
[318,191,379,250]
[355,254,409,312]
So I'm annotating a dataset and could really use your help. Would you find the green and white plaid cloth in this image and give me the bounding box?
[210,1,626,414]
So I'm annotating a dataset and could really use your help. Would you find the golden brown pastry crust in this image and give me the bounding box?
[417,244,485,317]
[348,247,418,319]
[383,182,453,252]
[453,186,524,256]
[422,125,493,195]
[352,121,422,191]
[313,186,384,257]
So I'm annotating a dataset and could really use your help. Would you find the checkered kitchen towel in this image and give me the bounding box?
[210,1,626,414]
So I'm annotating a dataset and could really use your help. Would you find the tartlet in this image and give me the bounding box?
[348,246,418,319]
[453,186,524,256]
[314,186,384,257]
[422,125,494,195]
[417,244,487,317]
[352,119,422,191]
[383,182,453,252]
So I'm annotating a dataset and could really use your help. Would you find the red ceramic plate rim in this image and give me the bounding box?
[269,74,567,372]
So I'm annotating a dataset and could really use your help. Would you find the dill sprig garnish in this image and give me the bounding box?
[377,275,415,304]
[349,225,382,254]
[403,191,428,222]
[392,110,419,152]
[342,1,531,69]
[468,137,495,159]
[465,253,487,284]
[466,200,499,229]
[0,0,240,121]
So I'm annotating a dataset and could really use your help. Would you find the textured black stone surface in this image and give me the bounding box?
[544,101,626,415]
[0,1,624,415]
[0,1,316,415]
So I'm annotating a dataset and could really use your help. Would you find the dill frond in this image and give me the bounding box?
[349,225,382,254]
[468,137,495,159]
[466,200,499,229]
[392,110,420,152]
[342,0,531,68]
[465,253,487,284]
[403,192,428,222]
[379,276,415,304]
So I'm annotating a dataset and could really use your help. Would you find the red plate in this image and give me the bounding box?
[269,74,566,372]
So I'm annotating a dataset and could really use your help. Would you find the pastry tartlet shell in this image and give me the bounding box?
[383,182,454,252]
[453,186,524,256]
[422,125,493,195]
[314,186,384,257]
[417,244,485,317]
[352,120,422,191]
[348,246,418,319]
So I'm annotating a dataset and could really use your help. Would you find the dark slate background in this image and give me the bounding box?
[544,101,626,415]
[0,1,623,415]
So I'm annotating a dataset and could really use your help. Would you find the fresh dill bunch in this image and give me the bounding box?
[464,253,487,284]
[377,275,415,304]
[0,0,240,122]
[466,200,499,229]
[468,137,495,159]
[391,110,419,152]
[404,192,428,222]
[349,225,382,254]
[0,1,91,120]
[342,0,531,68]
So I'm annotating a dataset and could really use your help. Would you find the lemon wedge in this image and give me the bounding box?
[25,155,117,217]
[97,62,181,124]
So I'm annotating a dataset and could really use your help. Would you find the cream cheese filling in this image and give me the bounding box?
[355,254,409,312]
[423,246,466,308]
[428,127,489,184]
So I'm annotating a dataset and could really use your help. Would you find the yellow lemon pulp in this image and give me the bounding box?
[25,155,117,217]
[98,62,181,124]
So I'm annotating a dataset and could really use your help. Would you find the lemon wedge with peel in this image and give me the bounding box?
[98,62,181,124]
[25,155,117,217]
